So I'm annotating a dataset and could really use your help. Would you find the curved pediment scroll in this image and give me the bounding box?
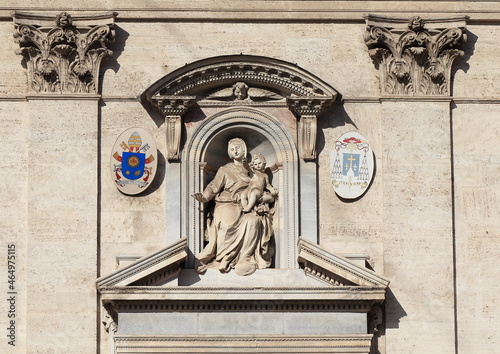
[142,55,339,161]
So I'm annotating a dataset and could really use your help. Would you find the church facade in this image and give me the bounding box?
[1,2,499,353]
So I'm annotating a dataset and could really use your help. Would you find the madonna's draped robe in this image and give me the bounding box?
[195,162,274,276]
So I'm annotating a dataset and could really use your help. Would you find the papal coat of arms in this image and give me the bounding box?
[330,132,374,199]
[111,128,158,195]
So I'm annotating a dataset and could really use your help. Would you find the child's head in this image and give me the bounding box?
[250,154,266,171]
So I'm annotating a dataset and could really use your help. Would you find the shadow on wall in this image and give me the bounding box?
[385,287,408,330]
[99,25,129,93]
[368,288,407,353]
[134,149,166,197]
[316,101,358,158]
[450,29,477,96]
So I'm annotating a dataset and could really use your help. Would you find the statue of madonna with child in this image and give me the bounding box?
[192,138,278,276]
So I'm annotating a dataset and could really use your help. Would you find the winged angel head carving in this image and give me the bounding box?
[206,82,283,101]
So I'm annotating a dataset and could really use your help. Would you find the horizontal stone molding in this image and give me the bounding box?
[99,286,387,302]
[110,300,375,312]
[114,334,374,353]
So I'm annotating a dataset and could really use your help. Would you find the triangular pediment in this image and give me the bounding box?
[96,237,187,288]
[97,236,389,292]
[297,237,390,288]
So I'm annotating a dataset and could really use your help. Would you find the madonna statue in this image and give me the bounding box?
[192,138,276,276]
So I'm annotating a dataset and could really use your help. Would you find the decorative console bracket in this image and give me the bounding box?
[12,11,116,94]
[364,14,468,96]
[152,96,197,161]
[287,97,332,160]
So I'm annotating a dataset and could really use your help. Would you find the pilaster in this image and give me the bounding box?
[11,10,117,353]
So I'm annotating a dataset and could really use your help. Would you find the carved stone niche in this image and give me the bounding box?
[12,11,116,94]
[142,55,339,263]
[364,14,468,96]
[97,237,390,353]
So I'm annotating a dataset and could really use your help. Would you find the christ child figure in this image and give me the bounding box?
[240,154,277,212]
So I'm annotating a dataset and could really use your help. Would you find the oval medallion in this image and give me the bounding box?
[330,132,374,199]
[110,128,158,195]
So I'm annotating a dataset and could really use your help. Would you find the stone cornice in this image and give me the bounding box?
[0,3,493,22]
[114,334,373,354]
[364,14,468,96]
[108,299,377,312]
[99,286,387,302]
[297,237,390,288]
[12,11,116,94]
[144,55,338,99]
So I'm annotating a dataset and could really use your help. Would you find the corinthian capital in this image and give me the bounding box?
[12,11,116,94]
[364,14,468,96]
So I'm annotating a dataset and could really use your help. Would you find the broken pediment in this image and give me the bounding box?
[141,55,339,161]
[97,237,389,353]
[297,237,390,288]
[96,237,187,288]
[97,236,389,296]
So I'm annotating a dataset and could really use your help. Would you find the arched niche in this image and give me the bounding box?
[142,55,340,272]
[183,107,299,269]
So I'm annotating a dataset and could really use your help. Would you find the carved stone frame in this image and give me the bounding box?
[183,107,299,268]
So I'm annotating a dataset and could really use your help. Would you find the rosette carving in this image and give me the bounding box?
[13,11,116,94]
[364,15,468,95]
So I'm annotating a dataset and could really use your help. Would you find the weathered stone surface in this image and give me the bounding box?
[1,4,499,354]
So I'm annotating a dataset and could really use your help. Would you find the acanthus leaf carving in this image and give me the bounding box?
[364,15,468,96]
[13,11,116,94]
[102,303,118,334]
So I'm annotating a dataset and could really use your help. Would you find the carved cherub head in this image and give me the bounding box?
[232,82,249,100]
[408,16,425,31]
[250,153,266,172]
[56,12,72,28]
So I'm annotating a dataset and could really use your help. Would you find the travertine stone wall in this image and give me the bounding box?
[1,2,500,353]
[453,103,500,353]
[0,99,28,353]
[26,99,98,353]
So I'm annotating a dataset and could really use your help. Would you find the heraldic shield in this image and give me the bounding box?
[111,128,158,195]
[122,151,145,180]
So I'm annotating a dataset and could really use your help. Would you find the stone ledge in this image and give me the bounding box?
[99,286,387,302]
[114,334,374,353]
